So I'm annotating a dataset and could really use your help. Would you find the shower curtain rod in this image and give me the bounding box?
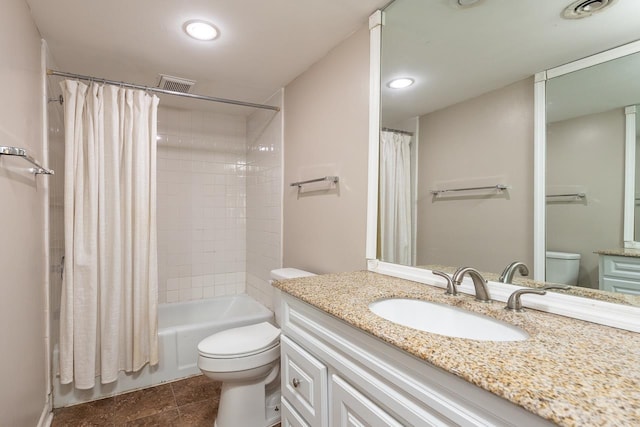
[47,69,281,112]
[381,127,414,136]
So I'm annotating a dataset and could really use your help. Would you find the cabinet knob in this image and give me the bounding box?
[292,378,300,388]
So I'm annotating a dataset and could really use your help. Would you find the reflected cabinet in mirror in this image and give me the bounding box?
[375,0,640,305]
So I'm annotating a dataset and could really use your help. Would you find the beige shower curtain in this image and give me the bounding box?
[59,80,159,389]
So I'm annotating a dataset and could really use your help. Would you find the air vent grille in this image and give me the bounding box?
[157,74,196,93]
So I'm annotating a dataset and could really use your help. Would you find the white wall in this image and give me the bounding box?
[156,107,248,303]
[0,0,48,424]
[283,26,370,274]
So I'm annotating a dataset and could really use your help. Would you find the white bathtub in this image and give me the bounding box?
[53,294,273,407]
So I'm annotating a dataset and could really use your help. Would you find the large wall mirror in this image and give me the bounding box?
[373,0,640,307]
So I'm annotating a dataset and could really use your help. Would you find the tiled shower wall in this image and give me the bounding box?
[246,91,283,309]
[156,107,248,304]
[47,74,65,352]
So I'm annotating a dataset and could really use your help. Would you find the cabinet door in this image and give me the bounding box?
[281,335,328,427]
[281,397,311,427]
[330,374,404,427]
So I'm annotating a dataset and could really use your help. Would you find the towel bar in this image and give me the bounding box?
[0,145,54,175]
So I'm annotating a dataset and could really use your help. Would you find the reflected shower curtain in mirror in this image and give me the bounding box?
[59,80,159,389]
[380,131,412,265]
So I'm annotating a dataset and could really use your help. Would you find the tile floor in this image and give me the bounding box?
[51,375,282,426]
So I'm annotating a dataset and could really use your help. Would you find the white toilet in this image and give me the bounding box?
[197,268,316,427]
[546,251,581,285]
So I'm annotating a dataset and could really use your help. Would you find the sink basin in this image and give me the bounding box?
[369,298,528,342]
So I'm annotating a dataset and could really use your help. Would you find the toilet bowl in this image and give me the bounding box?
[546,251,581,285]
[197,267,316,427]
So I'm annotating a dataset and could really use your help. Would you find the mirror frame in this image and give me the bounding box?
[366,9,640,332]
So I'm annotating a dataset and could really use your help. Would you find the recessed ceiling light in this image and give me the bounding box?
[184,20,219,41]
[387,78,414,89]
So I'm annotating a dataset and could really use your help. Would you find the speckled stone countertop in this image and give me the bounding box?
[274,271,640,427]
[596,248,640,258]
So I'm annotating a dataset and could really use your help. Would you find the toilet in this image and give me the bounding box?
[197,268,316,427]
[546,251,581,285]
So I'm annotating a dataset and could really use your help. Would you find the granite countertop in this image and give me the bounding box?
[595,248,640,258]
[274,271,640,427]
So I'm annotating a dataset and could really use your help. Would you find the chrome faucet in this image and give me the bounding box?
[498,261,529,284]
[452,267,491,302]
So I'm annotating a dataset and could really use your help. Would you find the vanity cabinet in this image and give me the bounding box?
[599,254,640,295]
[279,294,553,427]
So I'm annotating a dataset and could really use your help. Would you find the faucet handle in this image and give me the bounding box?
[505,288,547,312]
[432,271,458,296]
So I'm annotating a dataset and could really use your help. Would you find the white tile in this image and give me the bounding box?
[166,290,180,303]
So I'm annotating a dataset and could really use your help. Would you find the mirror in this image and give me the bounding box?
[376,0,640,304]
[545,51,640,288]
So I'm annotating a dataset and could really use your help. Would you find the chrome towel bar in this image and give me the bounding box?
[431,184,507,195]
[0,145,54,175]
[290,176,339,188]
[546,193,586,199]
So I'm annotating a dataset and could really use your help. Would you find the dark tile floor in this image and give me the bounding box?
[51,375,282,426]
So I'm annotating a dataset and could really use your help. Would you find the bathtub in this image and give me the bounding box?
[52,294,273,408]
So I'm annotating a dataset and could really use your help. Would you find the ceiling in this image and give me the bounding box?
[26,0,390,114]
[381,0,640,126]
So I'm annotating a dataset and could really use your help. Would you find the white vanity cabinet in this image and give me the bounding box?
[599,254,640,295]
[279,293,553,427]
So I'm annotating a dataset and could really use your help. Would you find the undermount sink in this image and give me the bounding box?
[369,298,528,342]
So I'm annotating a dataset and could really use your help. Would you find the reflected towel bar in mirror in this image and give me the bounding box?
[0,146,54,175]
[430,184,508,196]
[290,176,339,188]
[546,193,586,199]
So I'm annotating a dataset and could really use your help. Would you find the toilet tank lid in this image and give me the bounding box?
[546,251,581,260]
[270,268,316,280]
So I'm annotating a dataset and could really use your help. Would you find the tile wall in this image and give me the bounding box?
[156,107,248,304]
[246,91,283,308]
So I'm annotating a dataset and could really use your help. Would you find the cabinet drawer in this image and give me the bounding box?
[601,276,640,295]
[281,397,311,427]
[330,374,404,427]
[602,255,640,280]
[281,335,328,427]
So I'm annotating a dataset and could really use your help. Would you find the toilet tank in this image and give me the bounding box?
[270,268,316,325]
[545,251,581,285]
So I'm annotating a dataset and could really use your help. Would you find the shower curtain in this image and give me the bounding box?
[59,80,159,389]
[379,130,412,265]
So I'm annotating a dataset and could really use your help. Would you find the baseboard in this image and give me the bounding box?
[37,396,53,427]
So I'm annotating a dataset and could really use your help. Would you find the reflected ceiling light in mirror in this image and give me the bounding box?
[563,0,616,19]
[387,78,414,89]
[184,20,219,41]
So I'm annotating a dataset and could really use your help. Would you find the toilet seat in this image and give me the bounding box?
[198,322,281,373]
[198,322,280,358]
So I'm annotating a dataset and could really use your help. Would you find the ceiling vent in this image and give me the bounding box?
[562,0,616,19]
[157,74,196,93]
